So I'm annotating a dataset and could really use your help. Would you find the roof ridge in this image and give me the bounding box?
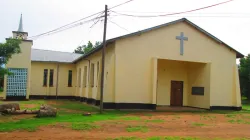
[32,48,82,55]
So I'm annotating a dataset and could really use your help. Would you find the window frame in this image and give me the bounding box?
[78,68,81,87]
[68,70,72,87]
[83,66,87,87]
[43,69,48,86]
[90,63,95,87]
[49,69,54,87]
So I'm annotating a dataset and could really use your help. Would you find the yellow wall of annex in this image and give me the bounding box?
[3,40,32,99]
[75,43,116,102]
[115,21,239,107]
[30,62,76,96]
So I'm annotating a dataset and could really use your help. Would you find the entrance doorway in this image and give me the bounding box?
[170,81,183,106]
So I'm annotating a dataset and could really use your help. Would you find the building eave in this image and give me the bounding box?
[31,60,73,64]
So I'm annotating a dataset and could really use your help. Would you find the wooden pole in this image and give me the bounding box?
[100,5,108,114]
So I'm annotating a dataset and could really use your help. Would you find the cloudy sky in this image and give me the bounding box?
[0,0,249,57]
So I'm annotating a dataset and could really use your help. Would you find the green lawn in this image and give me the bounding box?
[242,101,250,111]
[0,100,128,132]
[0,99,250,139]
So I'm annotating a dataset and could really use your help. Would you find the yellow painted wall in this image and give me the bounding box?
[30,62,76,96]
[75,42,116,102]
[156,59,210,109]
[187,62,211,109]
[115,21,240,107]
[157,59,188,106]
[3,40,32,99]
[233,64,242,106]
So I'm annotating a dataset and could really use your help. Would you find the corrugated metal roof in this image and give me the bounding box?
[31,48,82,63]
[73,18,244,63]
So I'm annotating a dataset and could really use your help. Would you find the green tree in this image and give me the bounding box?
[239,54,250,100]
[0,38,21,78]
[74,41,102,54]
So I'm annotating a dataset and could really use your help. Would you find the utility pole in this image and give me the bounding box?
[100,5,108,114]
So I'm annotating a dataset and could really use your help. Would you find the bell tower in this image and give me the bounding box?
[12,14,29,40]
[3,14,33,100]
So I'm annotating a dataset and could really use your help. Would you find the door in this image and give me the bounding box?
[170,81,183,106]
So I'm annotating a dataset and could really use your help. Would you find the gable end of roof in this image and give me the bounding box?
[73,18,244,63]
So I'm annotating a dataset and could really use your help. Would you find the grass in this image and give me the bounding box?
[192,122,206,127]
[120,116,141,121]
[242,96,248,100]
[50,100,99,112]
[0,100,127,132]
[20,100,46,110]
[200,115,216,121]
[0,99,250,132]
[106,137,140,140]
[228,119,250,124]
[225,114,237,118]
[242,103,250,111]
[126,125,149,132]
[71,122,100,130]
[0,113,117,132]
[145,119,164,123]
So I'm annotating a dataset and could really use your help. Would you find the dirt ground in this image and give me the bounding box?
[1,112,250,140]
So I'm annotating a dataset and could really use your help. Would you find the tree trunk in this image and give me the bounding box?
[0,103,20,112]
[36,105,57,118]
[0,103,57,117]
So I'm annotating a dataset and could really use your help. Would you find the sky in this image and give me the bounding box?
[0,0,250,58]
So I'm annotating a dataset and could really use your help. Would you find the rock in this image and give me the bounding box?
[83,112,91,116]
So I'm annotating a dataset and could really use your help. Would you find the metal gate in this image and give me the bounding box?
[6,68,27,97]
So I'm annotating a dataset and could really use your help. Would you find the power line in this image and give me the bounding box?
[108,19,130,32]
[77,12,104,47]
[111,11,250,15]
[28,0,137,40]
[28,11,104,39]
[29,16,103,40]
[110,0,235,18]
[90,12,105,28]
[109,0,136,9]
[110,14,250,18]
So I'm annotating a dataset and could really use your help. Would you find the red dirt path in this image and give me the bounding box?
[1,112,250,140]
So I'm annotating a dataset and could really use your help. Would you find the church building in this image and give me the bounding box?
[2,15,244,110]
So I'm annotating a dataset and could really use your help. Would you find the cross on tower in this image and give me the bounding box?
[176,32,188,55]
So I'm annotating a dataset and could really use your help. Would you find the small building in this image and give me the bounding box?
[3,15,244,110]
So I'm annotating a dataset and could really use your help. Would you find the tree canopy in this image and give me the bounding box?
[239,54,250,100]
[74,41,101,54]
[0,38,21,78]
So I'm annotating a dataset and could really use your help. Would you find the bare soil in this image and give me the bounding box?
[21,104,38,109]
[47,100,64,105]
[1,112,250,140]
